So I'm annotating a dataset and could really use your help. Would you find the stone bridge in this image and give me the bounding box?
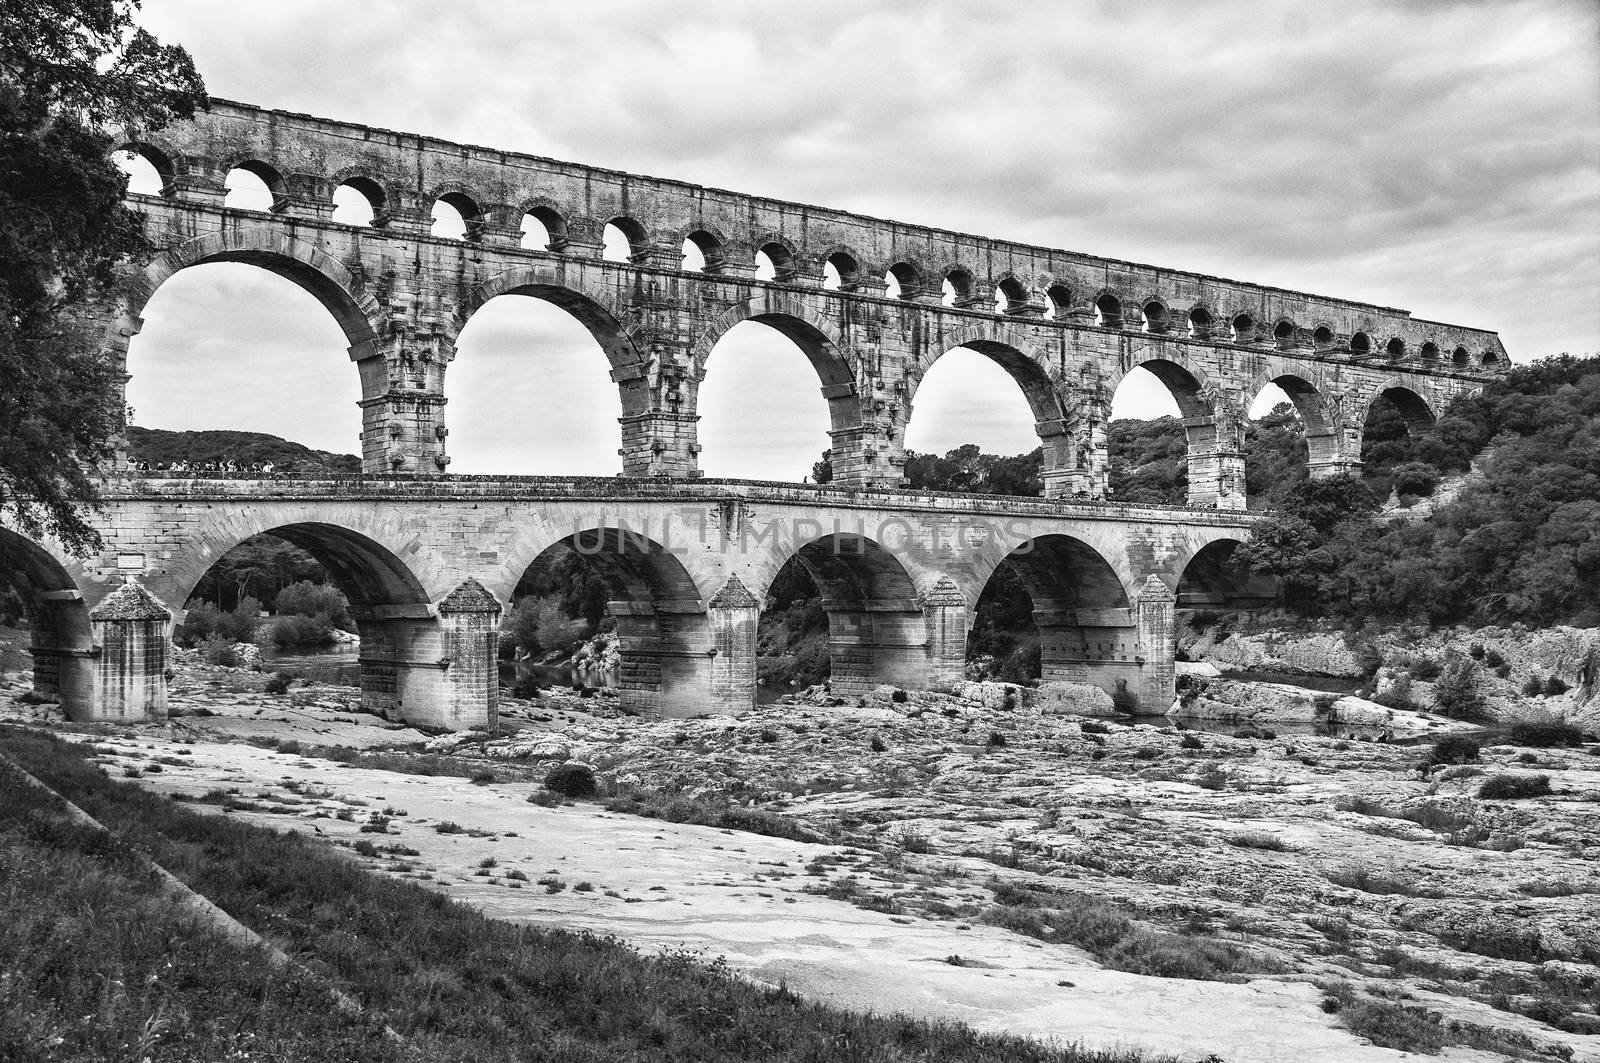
[5,481,1259,727]
[3,98,1507,728]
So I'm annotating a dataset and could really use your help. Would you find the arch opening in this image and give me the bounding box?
[822,251,858,291]
[1094,293,1122,329]
[682,231,722,273]
[1273,320,1297,349]
[223,162,285,212]
[1231,314,1256,344]
[1313,325,1335,349]
[1188,306,1214,339]
[506,529,706,715]
[113,146,169,195]
[1142,300,1171,334]
[942,268,974,307]
[603,218,647,263]
[1243,378,1318,509]
[1361,386,1439,504]
[0,529,94,713]
[1385,337,1406,361]
[997,278,1031,314]
[755,242,796,283]
[449,287,635,475]
[697,318,842,481]
[332,177,384,227]
[885,262,920,301]
[1350,331,1372,355]
[520,207,565,250]
[126,260,365,462]
[1108,360,1206,506]
[970,534,1139,702]
[431,192,481,241]
[762,533,926,694]
[903,343,1055,496]
[1045,284,1072,320]
[1176,539,1279,612]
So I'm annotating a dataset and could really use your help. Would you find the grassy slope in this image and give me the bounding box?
[0,727,1168,1063]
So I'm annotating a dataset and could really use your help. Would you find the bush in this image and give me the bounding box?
[1179,733,1203,750]
[1522,677,1547,696]
[1494,663,1512,679]
[257,612,335,648]
[1425,734,1480,766]
[1433,659,1485,719]
[1110,680,1139,715]
[179,598,258,646]
[197,634,239,667]
[1409,656,1443,681]
[543,762,597,798]
[1482,647,1506,669]
[273,581,351,628]
[1391,461,1440,498]
[868,734,886,752]
[1478,774,1551,800]
[1374,674,1414,711]
[1545,676,1570,696]
[1505,719,1585,747]
[263,671,293,695]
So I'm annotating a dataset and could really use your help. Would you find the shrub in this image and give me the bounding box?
[1468,643,1485,660]
[890,688,907,704]
[1494,663,1512,679]
[178,598,258,646]
[1374,674,1414,711]
[1478,774,1551,800]
[987,731,1007,747]
[543,762,597,798]
[433,821,465,834]
[1482,647,1505,669]
[1425,734,1480,766]
[868,734,886,752]
[1522,677,1546,696]
[257,612,334,648]
[1433,659,1485,719]
[1179,733,1203,750]
[197,634,239,667]
[1545,676,1570,696]
[1109,680,1139,715]
[1226,831,1287,851]
[1505,720,1584,747]
[273,581,351,627]
[264,671,293,695]
[1079,720,1110,735]
[1409,656,1442,681]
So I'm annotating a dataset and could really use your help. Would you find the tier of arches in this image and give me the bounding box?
[1,514,1260,724]
[119,229,1452,504]
[113,143,1502,370]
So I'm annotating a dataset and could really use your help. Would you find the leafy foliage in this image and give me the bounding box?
[125,426,360,474]
[902,443,1043,496]
[0,2,205,554]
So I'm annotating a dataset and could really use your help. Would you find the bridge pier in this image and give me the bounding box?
[824,599,931,695]
[922,577,970,678]
[1184,413,1248,510]
[86,580,171,722]
[354,581,502,730]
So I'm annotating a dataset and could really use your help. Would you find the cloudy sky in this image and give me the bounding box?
[125,0,1600,477]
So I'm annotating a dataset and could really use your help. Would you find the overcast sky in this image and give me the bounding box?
[124,0,1600,477]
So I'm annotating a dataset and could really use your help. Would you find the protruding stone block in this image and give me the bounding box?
[434,577,502,731]
[708,575,759,711]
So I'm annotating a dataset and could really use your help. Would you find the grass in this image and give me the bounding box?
[1320,981,1546,1059]
[979,881,1269,982]
[1325,866,1441,897]
[603,786,831,844]
[1479,774,1552,800]
[0,725,1170,1063]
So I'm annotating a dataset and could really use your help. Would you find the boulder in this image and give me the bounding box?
[1173,680,1326,723]
[232,643,264,668]
[1029,681,1117,717]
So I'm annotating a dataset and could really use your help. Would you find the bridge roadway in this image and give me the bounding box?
[3,476,1260,729]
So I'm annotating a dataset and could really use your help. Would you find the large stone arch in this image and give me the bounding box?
[504,526,716,717]
[1359,378,1442,433]
[1108,353,1248,510]
[1174,535,1278,610]
[1242,361,1343,478]
[0,528,95,718]
[756,531,932,694]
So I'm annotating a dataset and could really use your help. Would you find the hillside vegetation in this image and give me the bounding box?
[126,426,360,474]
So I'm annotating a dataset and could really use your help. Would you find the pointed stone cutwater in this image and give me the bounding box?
[434,577,502,731]
[88,577,172,723]
[708,575,760,711]
[1134,574,1177,712]
[921,576,969,677]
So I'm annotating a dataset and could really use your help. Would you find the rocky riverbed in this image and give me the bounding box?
[3,648,1599,1062]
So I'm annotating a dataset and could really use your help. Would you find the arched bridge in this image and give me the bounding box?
[5,98,1506,727]
[5,480,1257,727]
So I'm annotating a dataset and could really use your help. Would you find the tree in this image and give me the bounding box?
[0,2,205,554]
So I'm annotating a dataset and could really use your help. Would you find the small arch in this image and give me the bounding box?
[114,143,173,195]
[431,190,482,241]
[1188,306,1214,338]
[223,160,287,212]
[997,277,1031,314]
[755,240,797,282]
[886,261,921,301]
[1481,350,1500,367]
[1312,325,1335,349]
[942,267,975,307]
[1231,313,1256,343]
[1045,284,1072,319]
[1273,319,1297,349]
[520,204,567,250]
[1385,337,1406,361]
[332,175,386,227]
[1094,292,1123,329]
[1420,341,1440,361]
[1452,345,1470,366]
[1142,300,1171,334]
[682,230,724,273]
[603,217,649,263]
[822,249,859,291]
[1349,331,1372,355]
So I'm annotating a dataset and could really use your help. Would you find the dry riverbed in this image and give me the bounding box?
[3,657,1598,1063]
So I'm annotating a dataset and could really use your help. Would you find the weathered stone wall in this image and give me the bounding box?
[105,99,1505,508]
